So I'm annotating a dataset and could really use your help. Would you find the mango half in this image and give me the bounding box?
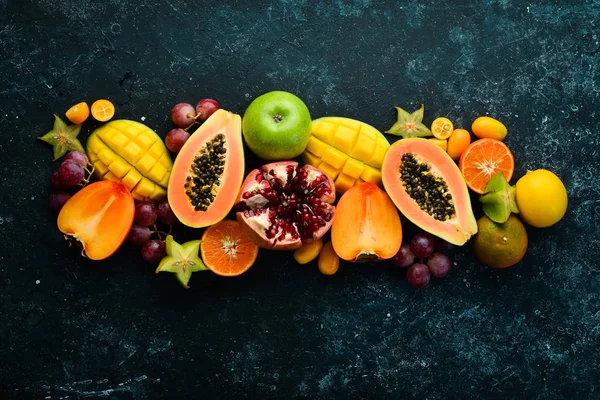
[87,120,173,202]
[301,117,390,193]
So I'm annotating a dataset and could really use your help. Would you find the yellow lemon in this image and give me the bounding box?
[515,169,568,227]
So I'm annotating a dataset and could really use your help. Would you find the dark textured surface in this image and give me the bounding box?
[1,0,599,399]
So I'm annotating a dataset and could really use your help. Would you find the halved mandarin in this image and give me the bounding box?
[200,219,259,277]
[459,138,514,194]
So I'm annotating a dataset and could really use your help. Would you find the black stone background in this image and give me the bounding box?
[1,0,599,399]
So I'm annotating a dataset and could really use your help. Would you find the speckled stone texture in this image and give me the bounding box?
[1,0,599,399]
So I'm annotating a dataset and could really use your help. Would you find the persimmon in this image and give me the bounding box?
[57,180,135,260]
[331,182,402,262]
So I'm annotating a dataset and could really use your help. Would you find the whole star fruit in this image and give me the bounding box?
[385,104,432,139]
[38,114,85,161]
[155,235,208,288]
[479,172,519,223]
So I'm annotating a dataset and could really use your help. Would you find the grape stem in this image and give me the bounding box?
[151,223,169,240]
[80,165,96,187]
[183,112,205,132]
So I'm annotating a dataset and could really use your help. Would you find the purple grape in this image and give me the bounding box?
[135,202,158,227]
[128,224,152,246]
[65,151,89,167]
[195,98,220,122]
[434,237,454,252]
[165,128,190,153]
[50,170,67,191]
[406,263,430,288]
[157,200,177,225]
[391,244,415,268]
[57,160,85,188]
[141,239,166,263]
[410,232,435,258]
[171,103,196,128]
[427,252,452,278]
[49,192,71,214]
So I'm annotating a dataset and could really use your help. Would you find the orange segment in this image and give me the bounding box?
[459,138,514,194]
[431,117,454,140]
[91,99,115,122]
[65,102,90,124]
[200,219,259,277]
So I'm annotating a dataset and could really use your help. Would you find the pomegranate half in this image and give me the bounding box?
[235,161,336,250]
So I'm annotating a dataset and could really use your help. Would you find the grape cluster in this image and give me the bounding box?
[166,98,220,153]
[48,151,91,214]
[128,200,178,263]
[391,231,454,289]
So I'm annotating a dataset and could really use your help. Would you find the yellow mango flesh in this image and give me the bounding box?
[302,117,390,193]
[87,120,173,202]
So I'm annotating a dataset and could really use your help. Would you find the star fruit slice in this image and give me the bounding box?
[479,172,519,223]
[38,114,85,161]
[156,235,208,288]
[385,104,432,139]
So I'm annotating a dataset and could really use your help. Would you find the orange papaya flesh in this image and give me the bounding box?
[381,138,477,246]
[331,182,402,262]
[168,109,244,228]
[57,180,135,260]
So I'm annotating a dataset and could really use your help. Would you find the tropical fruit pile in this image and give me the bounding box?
[39,91,568,289]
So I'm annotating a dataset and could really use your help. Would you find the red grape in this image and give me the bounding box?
[391,244,415,268]
[427,252,452,278]
[135,202,157,227]
[434,237,454,252]
[65,151,89,167]
[49,192,71,214]
[142,239,166,263]
[57,160,85,188]
[50,170,67,191]
[195,98,220,122]
[165,128,190,153]
[406,263,430,288]
[171,103,196,128]
[410,232,435,258]
[157,200,177,225]
[128,224,152,246]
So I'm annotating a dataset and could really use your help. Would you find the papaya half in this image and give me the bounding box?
[168,109,244,228]
[381,138,477,245]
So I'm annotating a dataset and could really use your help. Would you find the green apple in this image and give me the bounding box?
[242,91,312,161]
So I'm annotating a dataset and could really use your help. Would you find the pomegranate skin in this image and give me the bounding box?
[235,161,336,250]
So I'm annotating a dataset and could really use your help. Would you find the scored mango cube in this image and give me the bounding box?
[146,162,167,183]
[332,125,357,153]
[311,120,337,142]
[98,149,115,167]
[122,141,143,163]
[108,159,131,179]
[360,165,382,185]
[136,153,156,175]
[135,132,155,149]
[306,136,327,157]
[133,178,155,198]
[334,173,356,193]
[321,146,347,170]
[121,168,143,189]
[93,160,109,178]
[302,151,321,167]
[317,161,340,180]
[341,158,365,179]
[350,135,375,162]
